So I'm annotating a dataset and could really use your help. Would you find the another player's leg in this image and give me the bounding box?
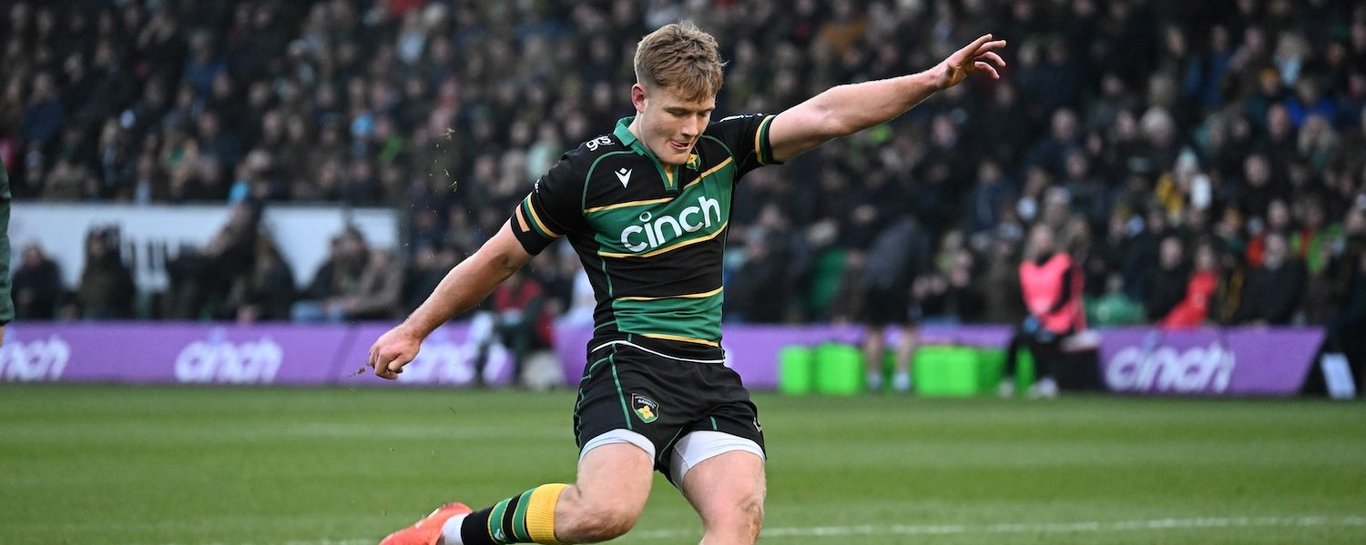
[862,325,887,391]
[380,442,652,545]
[890,324,918,393]
[678,442,767,545]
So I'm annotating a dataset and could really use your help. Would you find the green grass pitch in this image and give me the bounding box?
[2,385,1364,545]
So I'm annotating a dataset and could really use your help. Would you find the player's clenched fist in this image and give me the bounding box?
[368,324,423,379]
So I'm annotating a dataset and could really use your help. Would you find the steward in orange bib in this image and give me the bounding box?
[1001,224,1084,398]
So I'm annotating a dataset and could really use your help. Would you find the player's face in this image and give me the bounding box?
[632,83,714,166]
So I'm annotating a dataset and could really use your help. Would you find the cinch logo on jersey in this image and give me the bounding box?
[619,195,722,253]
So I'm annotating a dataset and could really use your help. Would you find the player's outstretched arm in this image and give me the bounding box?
[768,34,1006,162]
[368,221,534,379]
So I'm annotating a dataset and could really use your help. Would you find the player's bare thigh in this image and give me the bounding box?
[553,440,653,542]
[677,433,767,545]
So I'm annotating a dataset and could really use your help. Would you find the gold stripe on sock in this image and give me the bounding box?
[526,483,568,545]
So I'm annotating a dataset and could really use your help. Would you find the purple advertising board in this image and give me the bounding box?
[342,322,515,388]
[1098,327,1325,396]
[0,323,351,385]
[2,322,1326,396]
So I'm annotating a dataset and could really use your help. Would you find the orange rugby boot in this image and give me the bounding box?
[379,502,473,545]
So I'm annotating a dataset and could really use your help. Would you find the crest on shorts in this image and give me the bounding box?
[632,393,659,423]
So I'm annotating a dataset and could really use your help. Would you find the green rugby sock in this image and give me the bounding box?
[454,484,567,545]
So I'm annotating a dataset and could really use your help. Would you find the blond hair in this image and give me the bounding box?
[633,21,725,102]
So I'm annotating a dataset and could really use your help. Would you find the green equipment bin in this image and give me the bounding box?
[981,347,1036,397]
[975,347,1006,392]
[813,342,862,395]
[913,345,979,397]
[778,345,815,395]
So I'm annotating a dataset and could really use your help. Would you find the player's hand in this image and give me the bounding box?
[368,324,423,380]
[936,34,1007,89]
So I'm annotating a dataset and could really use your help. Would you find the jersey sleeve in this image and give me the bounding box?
[705,113,780,179]
[510,152,585,255]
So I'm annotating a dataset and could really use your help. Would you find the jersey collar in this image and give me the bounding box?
[615,116,697,192]
[613,116,699,169]
[614,116,651,157]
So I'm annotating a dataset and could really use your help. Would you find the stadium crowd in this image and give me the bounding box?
[3,0,1366,356]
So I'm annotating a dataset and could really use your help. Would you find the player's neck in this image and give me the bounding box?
[625,116,681,167]
[626,116,644,142]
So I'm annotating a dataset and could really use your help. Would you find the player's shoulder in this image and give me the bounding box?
[558,132,647,181]
[566,133,628,161]
[703,112,771,141]
[539,133,633,189]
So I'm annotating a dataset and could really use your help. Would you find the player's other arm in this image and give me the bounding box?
[368,221,533,378]
[768,34,1006,163]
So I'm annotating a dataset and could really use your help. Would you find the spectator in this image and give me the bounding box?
[1246,198,1293,268]
[224,237,296,322]
[1144,235,1189,321]
[76,227,134,319]
[341,248,405,321]
[163,201,263,319]
[917,244,984,324]
[724,230,791,324]
[404,244,460,313]
[1160,241,1221,328]
[20,72,64,152]
[200,202,262,315]
[1238,232,1305,325]
[1119,207,1165,303]
[486,269,554,382]
[292,226,369,322]
[980,234,1025,324]
[11,242,63,320]
[965,159,1013,235]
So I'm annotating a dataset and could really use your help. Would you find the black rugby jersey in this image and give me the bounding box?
[510,114,777,360]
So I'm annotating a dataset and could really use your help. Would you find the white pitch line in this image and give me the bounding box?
[150,515,1366,545]
[636,515,1366,540]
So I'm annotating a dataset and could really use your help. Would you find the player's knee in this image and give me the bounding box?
[737,492,765,534]
[705,492,765,539]
[566,500,640,543]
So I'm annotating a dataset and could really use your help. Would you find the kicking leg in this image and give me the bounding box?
[380,442,652,545]
[554,442,653,543]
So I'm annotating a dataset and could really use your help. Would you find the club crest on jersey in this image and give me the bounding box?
[686,154,700,171]
[632,393,659,423]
